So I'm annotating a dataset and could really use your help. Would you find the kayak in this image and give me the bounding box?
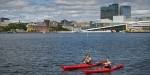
[61,63,102,71]
[83,64,124,75]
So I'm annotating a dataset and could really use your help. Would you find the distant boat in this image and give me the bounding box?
[57,31,75,33]
[7,31,16,33]
[81,30,111,33]
[42,31,46,34]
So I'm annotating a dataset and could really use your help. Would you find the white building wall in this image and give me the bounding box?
[113,16,125,23]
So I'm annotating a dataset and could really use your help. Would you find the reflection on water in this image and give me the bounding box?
[0,33,150,75]
[102,73,111,75]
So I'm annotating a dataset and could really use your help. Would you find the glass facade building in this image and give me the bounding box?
[101,4,119,20]
[101,4,131,20]
[120,6,131,19]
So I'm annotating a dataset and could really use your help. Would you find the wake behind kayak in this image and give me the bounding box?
[83,64,124,75]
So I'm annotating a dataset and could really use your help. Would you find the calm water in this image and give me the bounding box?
[0,33,150,75]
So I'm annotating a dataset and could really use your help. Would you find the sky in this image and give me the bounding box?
[0,0,150,22]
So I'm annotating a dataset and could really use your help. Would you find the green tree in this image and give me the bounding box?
[8,23,27,31]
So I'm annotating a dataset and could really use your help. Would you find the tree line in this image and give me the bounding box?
[0,23,27,32]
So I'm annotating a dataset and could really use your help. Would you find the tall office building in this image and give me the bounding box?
[120,6,131,19]
[100,4,131,20]
[101,4,119,20]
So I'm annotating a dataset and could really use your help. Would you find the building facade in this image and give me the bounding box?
[0,17,10,26]
[101,4,119,20]
[120,6,131,19]
[100,4,131,20]
[113,16,125,23]
[26,22,48,32]
[0,17,9,22]
[127,21,150,32]
[44,19,50,26]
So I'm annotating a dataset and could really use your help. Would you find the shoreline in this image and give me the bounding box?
[0,31,150,34]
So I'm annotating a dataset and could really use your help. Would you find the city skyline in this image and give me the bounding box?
[0,0,150,22]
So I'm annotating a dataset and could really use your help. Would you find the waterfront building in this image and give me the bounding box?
[60,19,72,26]
[89,19,113,30]
[90,21,97,28]
[99,19,113,27]
[101,4,119,20]
[120,6,131,19]
[127,21,150,32]
[0,17,10,26]
[49,21,60,27]
[48,21,62,31]
[44,19,50,26]
[100,4,131,20]
[113,16,126,23]
[0,21,10,26]
[0,17,9,22]
[133,17,150,21]
[26,22,48,32]
[43,19,62,28]
[75,21,90,29]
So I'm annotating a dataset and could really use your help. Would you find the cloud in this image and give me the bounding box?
[132,10,150,17]
[132,10,150,14]
[0,0,58,22]
[0,0,29,10]
[55,0,96,5]
[0,0,150,22]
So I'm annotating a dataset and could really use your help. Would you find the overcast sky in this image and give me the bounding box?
[0,0,150,22]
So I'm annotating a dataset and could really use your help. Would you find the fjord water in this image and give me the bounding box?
[0,33,150,75]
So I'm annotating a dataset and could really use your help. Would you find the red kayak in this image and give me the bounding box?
[83,64,124,75]
[61,63,102,71]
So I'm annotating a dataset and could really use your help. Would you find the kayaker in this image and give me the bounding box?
[83,54,92,64]
[103,59,111,69]
[95,60,107,66]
